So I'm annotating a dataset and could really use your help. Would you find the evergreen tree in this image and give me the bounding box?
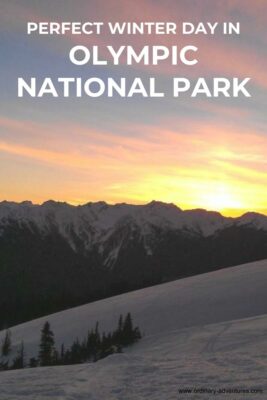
[121,312,142,345]
[1,329,12,357]
[60,343,65,361]
[11,341,25,369]
[118,315,123,332]
[113,314,123,344]
[101,332,116,358]
[7,312,141,369]
[80,338,88,362]
[111,315,124,352]
[52,349,60,365]
[86,329,95,360]
[91,322,101,361]
[122,312,134,345]
[38,321,55,366]
[69,338,83,364]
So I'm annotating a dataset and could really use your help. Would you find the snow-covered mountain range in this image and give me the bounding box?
[0,200,267,328]
[1,200,267,263]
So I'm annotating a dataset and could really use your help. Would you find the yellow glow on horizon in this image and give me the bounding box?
[197,186,244,212]
[1,117,267,218]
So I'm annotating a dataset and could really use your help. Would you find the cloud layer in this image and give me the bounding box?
[0,0,266,215]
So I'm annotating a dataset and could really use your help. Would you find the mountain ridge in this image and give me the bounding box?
[1,199,267,241]
[1,200,267,261]
[0,199,267,328]
[2,198,267,217]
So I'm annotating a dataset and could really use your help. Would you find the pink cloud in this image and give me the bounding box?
[1,114,267,210]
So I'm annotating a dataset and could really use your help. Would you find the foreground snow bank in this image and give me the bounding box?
[1,313,266,400]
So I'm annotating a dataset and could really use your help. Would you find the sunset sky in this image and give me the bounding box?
[0,0,267,216]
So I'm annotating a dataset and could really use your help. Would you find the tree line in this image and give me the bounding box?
[0,312,141,370]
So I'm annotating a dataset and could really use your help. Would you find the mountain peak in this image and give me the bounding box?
[42,200,69,207]
[238,211,267,230]
[146,200,181,211]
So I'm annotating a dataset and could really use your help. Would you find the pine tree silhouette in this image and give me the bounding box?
[118,315,123,332]
[122,312,134,345]
[92,322,101,361]
[12,313,142,369]
[38,321,55,366]
[11,341,25,369]
[120,312,142,345]
[1,329,11,357]
[70,338,83,364]
[60,343,65,363]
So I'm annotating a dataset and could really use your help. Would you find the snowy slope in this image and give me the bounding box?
[1,259,267,359]
[1,314,266,400]
[0,259,267,399]
[0,258,266,359]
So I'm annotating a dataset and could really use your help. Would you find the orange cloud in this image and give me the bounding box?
[1,116,267,214]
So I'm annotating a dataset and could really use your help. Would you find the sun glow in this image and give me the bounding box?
[1,117,267,218]
[197,186,243,212]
